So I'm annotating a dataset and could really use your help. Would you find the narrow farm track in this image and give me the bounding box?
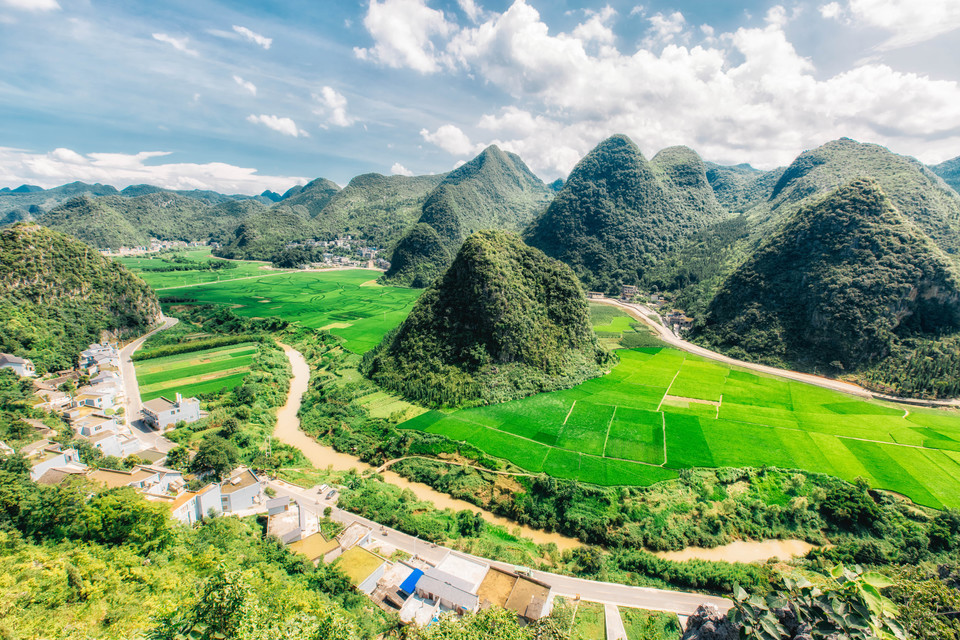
[273,344,583,550]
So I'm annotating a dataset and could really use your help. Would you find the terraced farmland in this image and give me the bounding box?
[157,269,421,353]
[401,347,960,509]
[135,342,258,401]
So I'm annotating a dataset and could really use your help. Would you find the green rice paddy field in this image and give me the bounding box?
[135,342,258,401]
[156,269,421,353]
[401,346,960,509]
[115,248,273,288]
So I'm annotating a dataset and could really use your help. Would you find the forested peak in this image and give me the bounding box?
[700,177,960,371]
[651,145,704,169]
[563,134,650,184]
[440,144,544,189]
[364,230,610,407]
[758,137,960,255]
[300,176,341,194]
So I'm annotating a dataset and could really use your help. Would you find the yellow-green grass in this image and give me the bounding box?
[115,248,275,288]
[620,607,681,640]
[570,601,606,640]
[400,347,960,509]
[147,269,421,353]
[335,547,385,586]
[135,343,256,401]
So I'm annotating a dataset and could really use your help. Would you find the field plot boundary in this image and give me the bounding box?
[400,345,960,509]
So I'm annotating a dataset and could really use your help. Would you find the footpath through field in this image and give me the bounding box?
[597,298,873,399]
[273,344,581,550]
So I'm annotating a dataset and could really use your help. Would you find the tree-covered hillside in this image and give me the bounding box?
[705,162,783,214]
[524,134,727,294]
[750,138,960,256]
[382,146,553,287]
[364,230,613,407]
[930,155,960,194]
[311,172,445,247]
[698,179,960,373]
[0,223,161,371]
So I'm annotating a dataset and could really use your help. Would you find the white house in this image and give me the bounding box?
[219,468,263,513]
[27,443,85,481]
[142,393,201,430]
[0,353,35,377]
[169,484,222,524]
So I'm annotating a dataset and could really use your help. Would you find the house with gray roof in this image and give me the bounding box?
[0,353,35,377]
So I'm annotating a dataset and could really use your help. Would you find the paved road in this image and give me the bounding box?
[120,315,178,452]
[597,298,872,399]
[266,478,730,616]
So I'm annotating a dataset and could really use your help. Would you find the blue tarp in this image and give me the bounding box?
[399,568,424,595]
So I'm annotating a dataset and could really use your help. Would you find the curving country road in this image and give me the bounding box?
[596,297,873,398]
[120,315,179,452]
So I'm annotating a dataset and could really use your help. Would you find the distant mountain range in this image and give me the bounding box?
[4,137,960,396]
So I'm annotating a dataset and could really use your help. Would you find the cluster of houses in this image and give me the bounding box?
[282,236,388,270]
[265,496,553,626]
[2,341,205,482]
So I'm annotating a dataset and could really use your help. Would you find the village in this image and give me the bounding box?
[586,285,695,335]
[0,344,569,630]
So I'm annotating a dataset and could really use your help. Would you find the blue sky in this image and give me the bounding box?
[1,0,959,193]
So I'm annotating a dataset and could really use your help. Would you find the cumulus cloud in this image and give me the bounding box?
[366,0,960,178]
[390,162,414,176]
[458,0,483,23]
[1,0,59,10]
[419,124,480,155]
[246,114,308,137]
[233,25,272,49]
[354,0,454,73]
[0,147,305,194]
[823,0,960,49]
[152,33,198,56]
[313,87,354,127]
[232,75,257,96]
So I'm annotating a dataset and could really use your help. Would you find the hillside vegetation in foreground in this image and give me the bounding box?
[364,231,613,407]
[0,223,160,371]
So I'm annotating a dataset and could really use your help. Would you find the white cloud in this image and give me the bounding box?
[819,2,842,19]
[246,114,308,137]
[644,11,687,48]
[152,33,198,57]
[359,0,960,177]
[232,75,257,96]
[1,0,58,10]
[233,25,272,49]
[0,147,305,194]
[826,0,960,49]
[572,6,617,46]
[458,0,482,23]
[419,124,480,155]
[313,87,354,127]
[390,162,414,176]
[354,0,454,73]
